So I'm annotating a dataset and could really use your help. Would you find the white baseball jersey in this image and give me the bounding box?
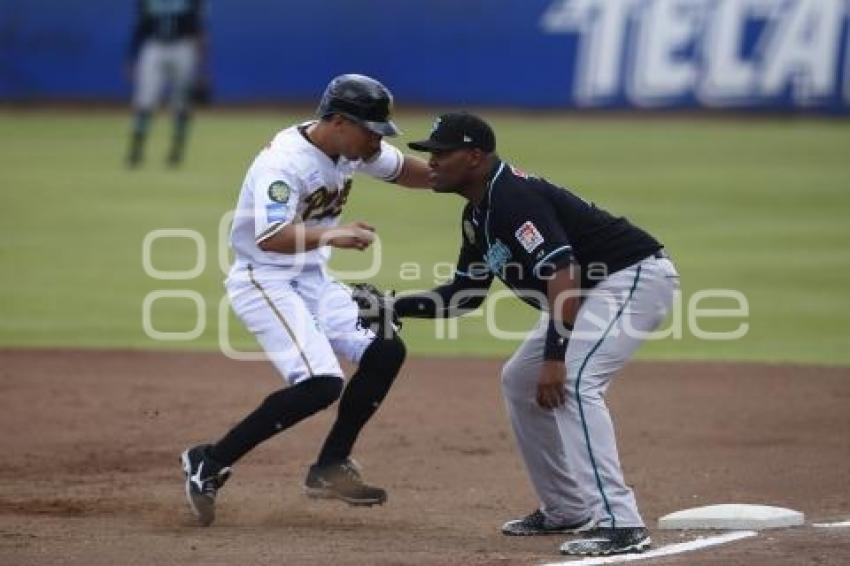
[228,121,403,277]
[224,121,403,384]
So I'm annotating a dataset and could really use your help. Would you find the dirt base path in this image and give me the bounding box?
[1,350,848,565]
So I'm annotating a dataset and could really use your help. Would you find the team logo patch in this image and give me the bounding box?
[463,220,476,244]
[484,239,512,274]
[515,221,544,253]
[268,181,291,204]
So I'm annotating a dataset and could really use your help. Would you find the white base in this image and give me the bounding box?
[658,504,804,530]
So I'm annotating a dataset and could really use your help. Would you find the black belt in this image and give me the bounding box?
[653,248,670,260]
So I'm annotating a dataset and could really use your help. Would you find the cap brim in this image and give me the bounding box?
[363,120,401,137]
[407,139,464,152]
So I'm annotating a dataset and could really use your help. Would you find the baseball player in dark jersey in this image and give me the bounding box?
[125,0,207,167]
[393,113,680,556]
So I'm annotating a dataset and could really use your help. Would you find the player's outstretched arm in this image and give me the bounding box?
[393,272,493,320]
[392,154,432,189]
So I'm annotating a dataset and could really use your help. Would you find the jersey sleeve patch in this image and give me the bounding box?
[515,221,544,253]
[267,180,292,204]
[266,202,288,223]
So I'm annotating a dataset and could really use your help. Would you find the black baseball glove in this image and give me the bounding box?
[350,283,401,333]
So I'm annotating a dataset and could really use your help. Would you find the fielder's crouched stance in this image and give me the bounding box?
[180,74,429,526]
[382,113,680,556]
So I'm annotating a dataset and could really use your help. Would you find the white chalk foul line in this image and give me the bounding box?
[812,520,850,528]
[544,530,758,566]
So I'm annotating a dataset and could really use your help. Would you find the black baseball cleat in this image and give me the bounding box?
[304,459,387,507]
[166,147,184,167]
[126,148,143,168]
[181,444,232,527]
[501,509,595,536]
[126,135,144,168]
[560,526,651,556]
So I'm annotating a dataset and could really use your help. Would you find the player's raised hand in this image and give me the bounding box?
[328,222,376,250]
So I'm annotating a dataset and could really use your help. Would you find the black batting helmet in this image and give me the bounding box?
[317,74,400,137]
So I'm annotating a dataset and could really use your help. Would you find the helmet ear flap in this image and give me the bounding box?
[316,88,335,120]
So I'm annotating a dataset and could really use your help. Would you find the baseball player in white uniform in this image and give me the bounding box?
[180,74,430,526]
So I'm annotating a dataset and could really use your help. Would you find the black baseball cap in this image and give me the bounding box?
[408,112,496,152]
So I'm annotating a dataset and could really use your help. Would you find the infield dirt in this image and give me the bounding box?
[1,350,848,565]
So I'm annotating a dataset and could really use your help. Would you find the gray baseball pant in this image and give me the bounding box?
[501,254,679,528]
[133,38,198,112]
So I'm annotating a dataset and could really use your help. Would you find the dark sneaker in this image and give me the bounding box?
[180,444,232,526]
[560,526,651,556]
[126,146,142,168]
[501,509,595,536]
[166,148,183,167]
[304,459,387,507]
[126,133,144,168]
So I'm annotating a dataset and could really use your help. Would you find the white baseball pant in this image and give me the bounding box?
[226,265,375,385]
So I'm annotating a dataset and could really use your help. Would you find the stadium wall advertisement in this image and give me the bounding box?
[1,0,848,112]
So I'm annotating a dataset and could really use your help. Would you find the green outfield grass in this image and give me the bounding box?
[1,109,848,365]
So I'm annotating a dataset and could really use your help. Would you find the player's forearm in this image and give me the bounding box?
[547,271,581,324]
[257,223,334,254]
[395,281,488,319]
[393,155,432,189]
[543,264,582,361]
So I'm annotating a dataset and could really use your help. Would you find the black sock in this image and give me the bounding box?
[316,335,406,466]
[210,374,342,466]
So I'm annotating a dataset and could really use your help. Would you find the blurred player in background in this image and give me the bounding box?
[125,0,208,168]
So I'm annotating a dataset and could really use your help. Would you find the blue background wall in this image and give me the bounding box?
[1,0,848,111]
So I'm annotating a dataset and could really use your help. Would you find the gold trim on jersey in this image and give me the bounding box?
[255,221,286,244]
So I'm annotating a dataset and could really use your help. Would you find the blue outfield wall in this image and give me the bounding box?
[1,0,849,111]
